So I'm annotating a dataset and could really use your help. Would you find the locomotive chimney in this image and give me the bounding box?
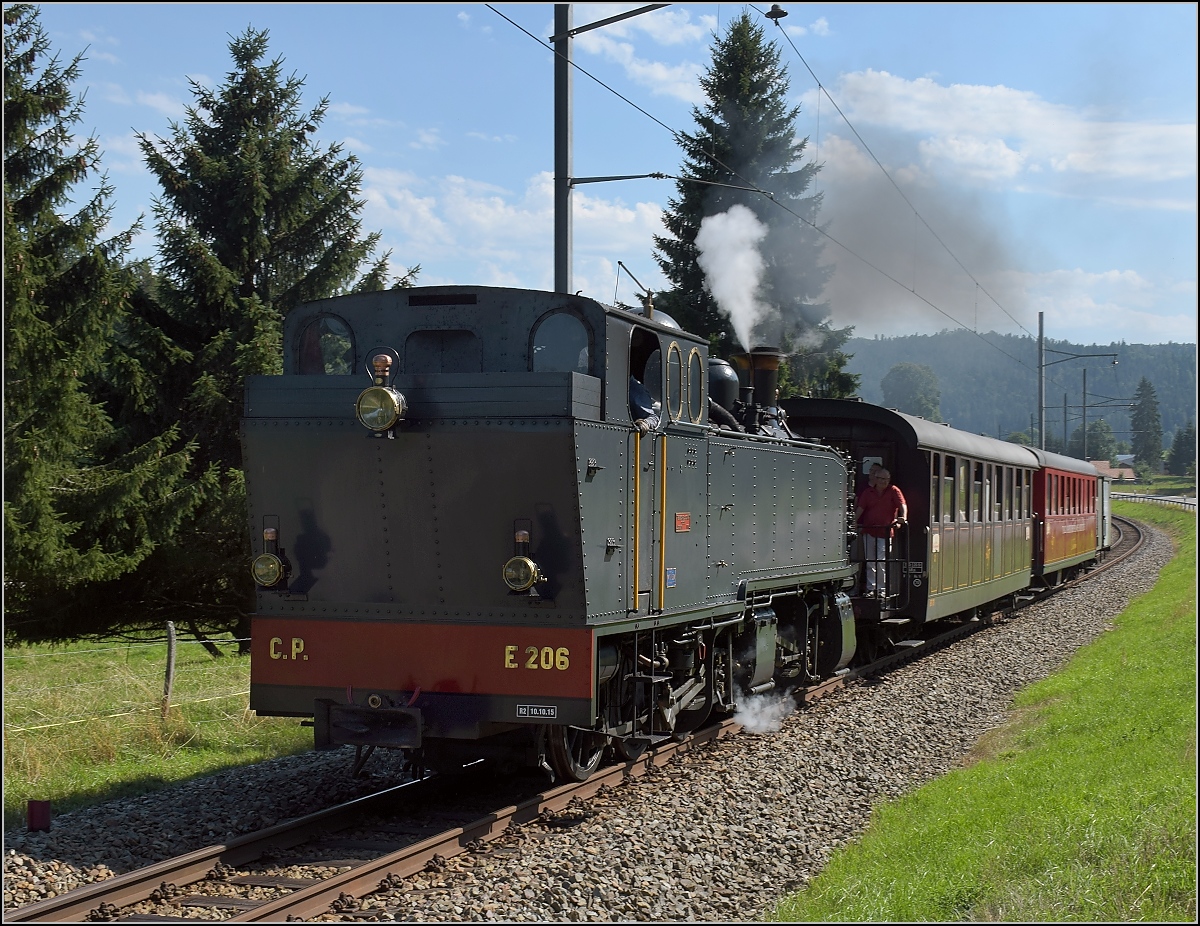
[730,347,787,410]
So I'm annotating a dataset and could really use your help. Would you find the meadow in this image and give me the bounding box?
[772,501,1197,922]
[3,633,310,824]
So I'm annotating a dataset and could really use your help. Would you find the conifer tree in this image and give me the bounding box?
[137,26,410,472]
[106,26,413,640]
[1166,421,1195,477]
[3,4,200,638]
[1130,377,1163,471]
[652,10,855,398]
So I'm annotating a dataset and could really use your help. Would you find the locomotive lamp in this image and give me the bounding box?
[252,553,285,587]
[356,352,408,432]
[502,529,545,592]
[252,528,286,587]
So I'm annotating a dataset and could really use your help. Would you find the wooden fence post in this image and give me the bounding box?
[161,621,176,720]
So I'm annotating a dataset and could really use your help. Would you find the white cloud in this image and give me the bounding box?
[361,165,668,296]
[784,16,832,38]
[575,31,706,104]
[135,91,185,120]
[409,128,446,151]
[328,101,371,118]
[918,135,1027,181]
[466,131,518,144]
[829,69,1197,186]
[98,82,132,105]
[575,4,711,46]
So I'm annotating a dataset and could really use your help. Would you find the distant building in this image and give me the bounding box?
[1115,453,1136,467]
[1091,460,1136,482]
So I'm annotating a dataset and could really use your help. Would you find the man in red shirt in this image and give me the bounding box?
[855,467,907,597]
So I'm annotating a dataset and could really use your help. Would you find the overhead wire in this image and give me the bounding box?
[759,4,1035,339]
[487,4,1069,388]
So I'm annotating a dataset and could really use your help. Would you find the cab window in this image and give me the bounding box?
[532,311,591,374]
[298,315,354,375]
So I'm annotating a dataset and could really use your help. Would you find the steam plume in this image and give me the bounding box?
[734,690,795,734]
[696,204,771,350]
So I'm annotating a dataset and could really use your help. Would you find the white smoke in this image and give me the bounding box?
[695,204,771,350]
[734,690,796,734]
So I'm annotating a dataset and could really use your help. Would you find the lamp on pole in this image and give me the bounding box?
[1036,311,1118,450]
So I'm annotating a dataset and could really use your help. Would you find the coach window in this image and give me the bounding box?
[532,311,591,374]
[942,456,955,522]
[299,315,354,375]
[931,453,941,523]
[972,462,984,522]
[960,455,969,520]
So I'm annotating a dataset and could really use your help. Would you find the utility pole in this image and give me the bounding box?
[1038,311,1118,455]
[1063,393,1067,454]
[1082,368,1088,459]
[554,5,572,295]
[1038,312,1045,449]
[552,4,668,296]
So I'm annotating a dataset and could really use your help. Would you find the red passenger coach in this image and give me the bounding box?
[1029,449,1101,586]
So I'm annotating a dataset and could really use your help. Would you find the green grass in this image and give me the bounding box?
[3,633,312,825]
[773,502,1197,922]
[1118,474,1196,497]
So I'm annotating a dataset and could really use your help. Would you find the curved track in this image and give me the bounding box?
[8,518,1143,923]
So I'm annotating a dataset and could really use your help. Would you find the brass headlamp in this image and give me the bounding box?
[356,353,407,432]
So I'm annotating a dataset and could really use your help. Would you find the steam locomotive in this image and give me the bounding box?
[243,285,1108,782]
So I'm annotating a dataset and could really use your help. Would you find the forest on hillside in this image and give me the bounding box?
[841,330,1196,449]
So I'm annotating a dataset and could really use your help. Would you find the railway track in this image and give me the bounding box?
[8,517,1143,923]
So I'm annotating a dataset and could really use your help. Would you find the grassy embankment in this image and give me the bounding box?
[3,634,310,825]
[773,501,1197,922]
[1117,473,1196,497]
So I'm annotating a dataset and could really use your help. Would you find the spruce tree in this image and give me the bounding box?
[3,4,200,638]
[1130,377,1163,472]
[1166,421,1195,477]
[653,11,854,398]
[106,26,412,641]
[137,26,407,472]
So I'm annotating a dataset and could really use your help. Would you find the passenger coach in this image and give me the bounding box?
[1028,448,1103,586]
[780,399,1041,655]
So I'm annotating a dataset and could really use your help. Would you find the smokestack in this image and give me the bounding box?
[730,346,787,410]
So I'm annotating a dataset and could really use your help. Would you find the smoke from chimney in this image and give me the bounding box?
[695,204,771,351]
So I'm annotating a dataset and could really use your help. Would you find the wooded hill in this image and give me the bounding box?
[841,330,1196,448]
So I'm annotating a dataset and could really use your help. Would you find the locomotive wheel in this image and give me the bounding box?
[546,725,606,782]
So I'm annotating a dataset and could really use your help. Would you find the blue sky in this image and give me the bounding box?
[30,2,1198,347]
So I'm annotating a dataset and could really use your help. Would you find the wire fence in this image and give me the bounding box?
[1112,493,1197,511]
[3,627,254,735]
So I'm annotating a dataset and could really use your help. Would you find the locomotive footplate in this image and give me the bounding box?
[314,699,421,750]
